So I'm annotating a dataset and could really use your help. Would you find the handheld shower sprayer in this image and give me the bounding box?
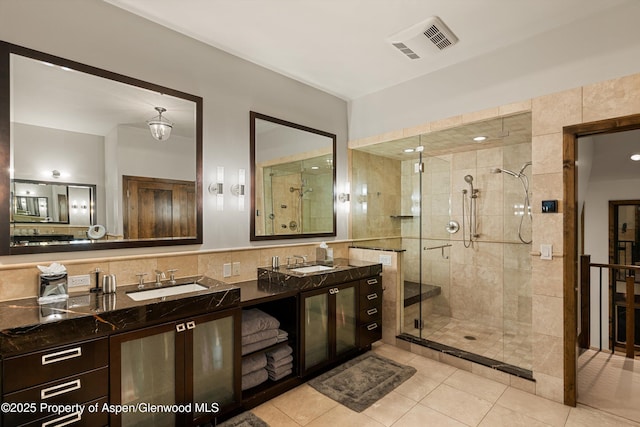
[490,162,533,244]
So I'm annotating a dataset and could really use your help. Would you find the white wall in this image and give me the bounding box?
[584,178,640,347]
[348,1,640,140]
[0,0,348,263]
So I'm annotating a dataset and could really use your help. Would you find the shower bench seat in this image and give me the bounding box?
[403,281,441,307]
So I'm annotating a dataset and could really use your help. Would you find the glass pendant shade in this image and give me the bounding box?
[147,107,173,141]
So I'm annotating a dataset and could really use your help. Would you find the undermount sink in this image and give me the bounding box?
[126,283,208,301]
[289,265,335,274]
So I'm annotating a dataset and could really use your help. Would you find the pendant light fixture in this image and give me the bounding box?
[147,107,173,141]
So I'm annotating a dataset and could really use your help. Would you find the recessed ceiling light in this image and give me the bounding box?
[404,148,415,153]
[631,153,640,161]
[311,166,319,170]
[473,136,487,142]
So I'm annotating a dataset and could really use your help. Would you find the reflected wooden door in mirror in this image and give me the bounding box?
[0,41,203,255]
[250,112,336,241]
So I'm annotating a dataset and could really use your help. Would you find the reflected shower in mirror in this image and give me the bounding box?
[250,112,336,240]
[1,41,203,254]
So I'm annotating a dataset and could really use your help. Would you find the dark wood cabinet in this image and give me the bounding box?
[300,280,359,376]
[109,308,240,427]
[1,337,109,426]
[358,277,383,348]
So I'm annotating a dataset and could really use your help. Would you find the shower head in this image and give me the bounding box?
[491,167,519,178]
[464,175,474,184]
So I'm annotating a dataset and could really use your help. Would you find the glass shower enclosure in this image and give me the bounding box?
[352,113,533,373]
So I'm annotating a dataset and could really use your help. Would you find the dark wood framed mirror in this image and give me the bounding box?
[250,111,336,241]
[0,41,203,255]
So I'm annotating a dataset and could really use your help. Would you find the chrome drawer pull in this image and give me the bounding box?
[41,347,82,366]
[186,321,196,330]
[366,293,378,300]
[176,323,186,332]
[367,278,378,285]
[40,379,81,400]
[366,308,378,316]
[367,323,379,331]
[42,411,82,427]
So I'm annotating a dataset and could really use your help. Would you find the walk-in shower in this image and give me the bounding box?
[350,112,534,374]
[491,161,532,244]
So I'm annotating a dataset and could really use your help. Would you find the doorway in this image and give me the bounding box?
[564,113,640,412]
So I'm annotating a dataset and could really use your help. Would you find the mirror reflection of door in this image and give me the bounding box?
[123,176,196,239]
[610,200,640,350]
[57,194,68,222]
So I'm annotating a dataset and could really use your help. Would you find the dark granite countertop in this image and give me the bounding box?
[257,258,382,290]
[237,280,298,306]
[0,276,240,357]
[0,259,382,358]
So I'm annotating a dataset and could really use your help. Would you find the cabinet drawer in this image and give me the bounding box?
[19,396,108,427]
[358,305,382,324]
[3,367,108,426]
[359,321,382,347]
[359,283,383,307]
[3,337,108,393]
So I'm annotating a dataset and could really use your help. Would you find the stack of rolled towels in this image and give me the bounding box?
[265,344,293,381]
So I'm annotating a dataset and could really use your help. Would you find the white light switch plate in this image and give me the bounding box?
[223,263,232,278]
[68,274,91,287]
[540,244,553,260]
[379,254,392,266]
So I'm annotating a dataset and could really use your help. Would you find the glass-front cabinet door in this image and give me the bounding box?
[110,308,240,427]
[111,323,183,427]
[187,310,240,425]
[335,283,357,355]
[301,281,358,375]
[303,291,329,371]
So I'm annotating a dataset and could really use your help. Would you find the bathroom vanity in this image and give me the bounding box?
[0,259,382,426]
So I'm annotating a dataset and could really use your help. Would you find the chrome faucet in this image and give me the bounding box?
[167,269,178,285]
[154,270,166,287]
[293,255,308,265]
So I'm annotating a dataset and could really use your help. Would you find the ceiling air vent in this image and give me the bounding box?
[387,16,459,60]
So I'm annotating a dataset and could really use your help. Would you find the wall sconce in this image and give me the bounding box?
[230,168,246,211]
[147,107,173,141]
[208,166,225,211]
[338,181,350,203]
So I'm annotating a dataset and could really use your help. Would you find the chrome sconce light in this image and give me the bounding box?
[338,182,350,203]
[230,168,246,211]
[147,107,173,141]
[208,166,225,211]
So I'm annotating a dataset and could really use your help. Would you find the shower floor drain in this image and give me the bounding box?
[464,335,477,340]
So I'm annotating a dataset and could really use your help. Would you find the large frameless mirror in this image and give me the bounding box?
[250,112,336,241]
[0,41,203,254]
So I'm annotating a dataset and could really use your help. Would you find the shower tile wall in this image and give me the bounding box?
[351,150,401,239]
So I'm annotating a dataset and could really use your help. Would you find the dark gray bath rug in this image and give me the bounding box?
[216,411,269,427]
[308,352,416,412]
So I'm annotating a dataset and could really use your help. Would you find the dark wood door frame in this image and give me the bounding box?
[563,113,640,406]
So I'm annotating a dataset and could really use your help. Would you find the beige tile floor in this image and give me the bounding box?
[250,343,640,427]
[404,313,533,370]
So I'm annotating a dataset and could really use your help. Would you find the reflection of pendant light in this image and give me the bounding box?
[147,107,173,141]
